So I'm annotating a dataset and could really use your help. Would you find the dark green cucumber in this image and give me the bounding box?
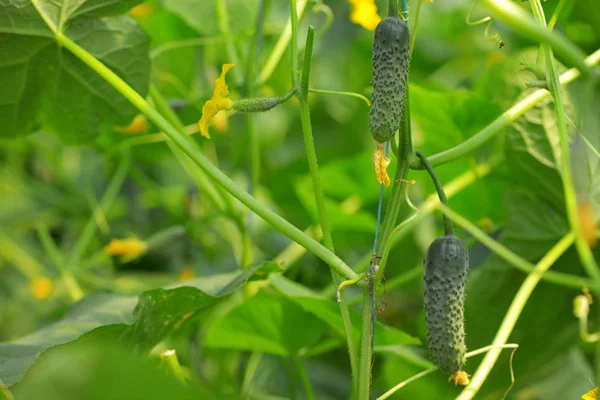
[369,16,410,143]
[423,234,469,374]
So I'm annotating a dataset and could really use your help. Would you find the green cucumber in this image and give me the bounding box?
[423,234,469,375]
[369,16,410,143]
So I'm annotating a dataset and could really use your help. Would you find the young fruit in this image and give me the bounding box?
[369,16,410,143]
[423,234,469,376]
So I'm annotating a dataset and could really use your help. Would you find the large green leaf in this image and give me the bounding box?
[0,0,149,142]
[119,286,221,353]
[12,336,222,400]
[204,291,326,356]
[0,293,136,386]
[0,267,263,386]
[270,274,422,357]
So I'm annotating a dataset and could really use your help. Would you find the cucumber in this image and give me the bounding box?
[423,234,469,375]
[369,16,410,143]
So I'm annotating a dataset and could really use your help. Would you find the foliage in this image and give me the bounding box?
[0,0,599,399]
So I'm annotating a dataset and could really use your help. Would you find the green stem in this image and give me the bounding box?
[149,85,231,216]
[440,203,592,289]
[293,356,315,400]
[290,0,299,88]
[483,0,590,74]
[375,93,413,257]
[299,26,359,396]
[321,156,502,299]
[260,0,308,84]
[528,0,600,284]
[409,0,424,55]
[160,350,186,384]
[528,0,600,390]
[414,150,453,235]
[216,0,242,85]
[379,344,518,400]
[36,223,84,302]
[358,289,373,400]
[55,32,358,282]
[456,233,575,400]
[65,150,130,272]
[308,88,370,107]
[410,48,600,169]
[388,0,398,17]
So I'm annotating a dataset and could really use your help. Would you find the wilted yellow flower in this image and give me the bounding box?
[199,64,235,139]
[104,238,147,258]
[30,277,54,300]
[372,147,391,186]
[583,387,598,400]
[178,266,195,281]
[348,0,381,31]
[449,370,470,386]
[114,114,148,134]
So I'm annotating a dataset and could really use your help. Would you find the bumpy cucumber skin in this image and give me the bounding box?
[423,235,469,374]
[369,16,410,143]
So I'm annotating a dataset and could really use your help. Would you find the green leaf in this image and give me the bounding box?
[0,293,137,386]
[119,286,221,353]
[0,0,149,141]
[0,269,261,386]
[204,291,326,356]
[270,274,421,356]
[12,336,222,400]
[120,264,271,353]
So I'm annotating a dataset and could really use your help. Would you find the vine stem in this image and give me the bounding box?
[298,25,359,395]
[414,150,453,235]
[440,204,593,288]
[528,0,600,284]
[54,32,358,282]
[65,150,130,273]
[359,52,414,400]
[260,0,308,84]
[378,344,518,400]
[527,0,600,390]
[410,48,600,169]
[456,232,575,400]
[290,0,299,87]
[483,0,590,74]
[293,356,315,400]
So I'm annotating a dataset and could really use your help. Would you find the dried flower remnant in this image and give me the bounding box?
[372,146,391,186]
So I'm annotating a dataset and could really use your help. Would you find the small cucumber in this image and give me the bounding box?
[423,234,469,375]
[369,16,410,143]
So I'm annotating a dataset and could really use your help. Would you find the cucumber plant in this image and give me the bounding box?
[0,1,599,400]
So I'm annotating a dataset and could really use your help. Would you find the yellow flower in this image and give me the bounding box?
[348,0,381,31]
[199,64,235,139]
[583,387,598,400]
[114,114,148,134]
[30,277,54,300]
[104,238,147,258]
[372,147,391,186]
[178,266,195,281]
